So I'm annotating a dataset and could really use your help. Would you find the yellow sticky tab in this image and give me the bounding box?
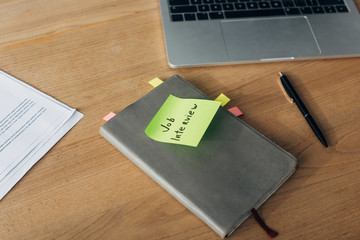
[214,93,230,107]
[145,94,220,147]
[149,77,163,88]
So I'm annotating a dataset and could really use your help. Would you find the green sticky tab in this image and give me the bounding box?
[145,95,220,147]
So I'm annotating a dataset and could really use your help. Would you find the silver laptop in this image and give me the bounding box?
[159,0,360,68]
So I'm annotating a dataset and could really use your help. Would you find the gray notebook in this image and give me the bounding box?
[100,75,297,238]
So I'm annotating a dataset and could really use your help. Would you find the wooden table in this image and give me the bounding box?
[1,1,359,239]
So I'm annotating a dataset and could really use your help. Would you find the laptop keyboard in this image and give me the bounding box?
[168,0,349,21]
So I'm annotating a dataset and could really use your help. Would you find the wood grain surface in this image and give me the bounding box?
[0,1,359,239]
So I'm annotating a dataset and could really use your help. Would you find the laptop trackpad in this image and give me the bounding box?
[220,17,321,60]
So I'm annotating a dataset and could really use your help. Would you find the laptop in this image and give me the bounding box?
[158,0,360,68]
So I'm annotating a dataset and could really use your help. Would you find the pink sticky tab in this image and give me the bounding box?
[228,107,243,117]
[103,112,116,122]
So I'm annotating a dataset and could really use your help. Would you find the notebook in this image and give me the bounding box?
[99,75,297,238]
[158,0,360,67]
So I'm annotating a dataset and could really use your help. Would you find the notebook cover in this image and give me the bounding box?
[100,75,297,238]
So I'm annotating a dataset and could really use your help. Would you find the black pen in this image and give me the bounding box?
[279,72,328,148]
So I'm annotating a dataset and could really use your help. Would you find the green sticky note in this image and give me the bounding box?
[145,94,220,147]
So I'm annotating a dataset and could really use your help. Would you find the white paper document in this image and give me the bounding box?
[0,70,83,200]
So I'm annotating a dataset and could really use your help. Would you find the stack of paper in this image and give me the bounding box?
[0,70,83,200]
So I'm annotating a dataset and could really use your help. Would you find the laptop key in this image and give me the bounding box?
[235,3,247,9]
[211,4,222,10]
[306,0,318,6]
[203,0,215,3]
[223,3,235,10]
[336,5,348,12]
[191,0,203,4]
[312,6,325,13]
[171,14,184,21]
[271,1,282,7]
[285,7,301,14]
[197,12,209,19]
[169,0,190,5]
[259,2,271,8]
[209,11,225,19]
[294,0,306,6]
[318,0,344,5]
[198,5,210,11]
[225,9,286,18]
[324,6,336,12]
[300,7,313,13]
[282,0,295,7]
[185,13,197,20]
[247,2,259,9]
[170,6,198,13]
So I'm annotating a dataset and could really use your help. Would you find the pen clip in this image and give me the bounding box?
[278,78,294,103]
